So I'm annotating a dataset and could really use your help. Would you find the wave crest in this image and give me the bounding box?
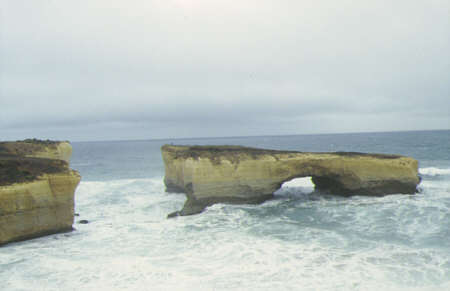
[419,167,450,176]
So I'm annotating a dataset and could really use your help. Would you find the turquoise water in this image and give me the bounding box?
[1,130,449,290]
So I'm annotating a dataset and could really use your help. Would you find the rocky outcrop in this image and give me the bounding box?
[0,140,80,245]
[162,145,420,217]
[0,139,72,163]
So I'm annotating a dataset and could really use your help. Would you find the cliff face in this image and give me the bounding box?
[162,145,420,217]
[0,140,80,245]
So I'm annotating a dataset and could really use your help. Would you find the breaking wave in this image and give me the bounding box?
[419,167,450,177]
[1,174,449,290]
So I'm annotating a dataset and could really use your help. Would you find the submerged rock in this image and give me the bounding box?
[0,140,81,245]
[162,145,420,217]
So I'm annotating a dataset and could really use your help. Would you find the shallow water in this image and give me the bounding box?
[1,130,449,290]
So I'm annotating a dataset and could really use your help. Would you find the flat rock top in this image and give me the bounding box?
[0,139,65,156]
[0,139,71,187]
[161,144,403,160]
[0,155,70,186]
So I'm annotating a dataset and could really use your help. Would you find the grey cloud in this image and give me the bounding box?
[1,0,449,141]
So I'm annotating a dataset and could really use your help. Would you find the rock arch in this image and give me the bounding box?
[161,145,420,217]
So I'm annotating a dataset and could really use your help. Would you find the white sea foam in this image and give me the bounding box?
[1,175,449,291]
[419,167,450,176]
[274,177,315,198]
[281,177,315,188]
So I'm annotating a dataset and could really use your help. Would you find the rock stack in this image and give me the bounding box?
[0,139,81,245]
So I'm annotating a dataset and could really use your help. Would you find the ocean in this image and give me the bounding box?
[1,130,449,291]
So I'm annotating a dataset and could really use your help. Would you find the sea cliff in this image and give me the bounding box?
[0,140,80,245]
[162,145,420,217]
[0,139,72,163]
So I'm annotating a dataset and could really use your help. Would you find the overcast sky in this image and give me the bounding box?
[1,0,449,141]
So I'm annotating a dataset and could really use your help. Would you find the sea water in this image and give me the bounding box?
[1,130,449,291]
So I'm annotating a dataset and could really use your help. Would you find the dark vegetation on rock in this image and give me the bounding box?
[162,145,402,166]
[0,155,68,186]
[0,139,80,246]
[21,138,61,145]
[162,145,419,217]
[161,144,297,165]
[0,139,61,156]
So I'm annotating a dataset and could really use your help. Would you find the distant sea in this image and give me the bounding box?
[1,130,449,291]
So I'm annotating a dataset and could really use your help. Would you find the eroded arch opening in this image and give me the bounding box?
[274,176,315,197]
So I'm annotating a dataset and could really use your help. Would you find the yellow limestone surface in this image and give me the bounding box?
[26,142,72,163]
[162,145,420,216]
[0,172,80,245]
[0,141,72,163]
[0,140,80,245]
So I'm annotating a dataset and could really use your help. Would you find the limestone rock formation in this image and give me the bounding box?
[162,145,420,217]
[0,140,80,245]
[0,139,72,163]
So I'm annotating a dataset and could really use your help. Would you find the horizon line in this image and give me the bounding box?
[70,128,450,143]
